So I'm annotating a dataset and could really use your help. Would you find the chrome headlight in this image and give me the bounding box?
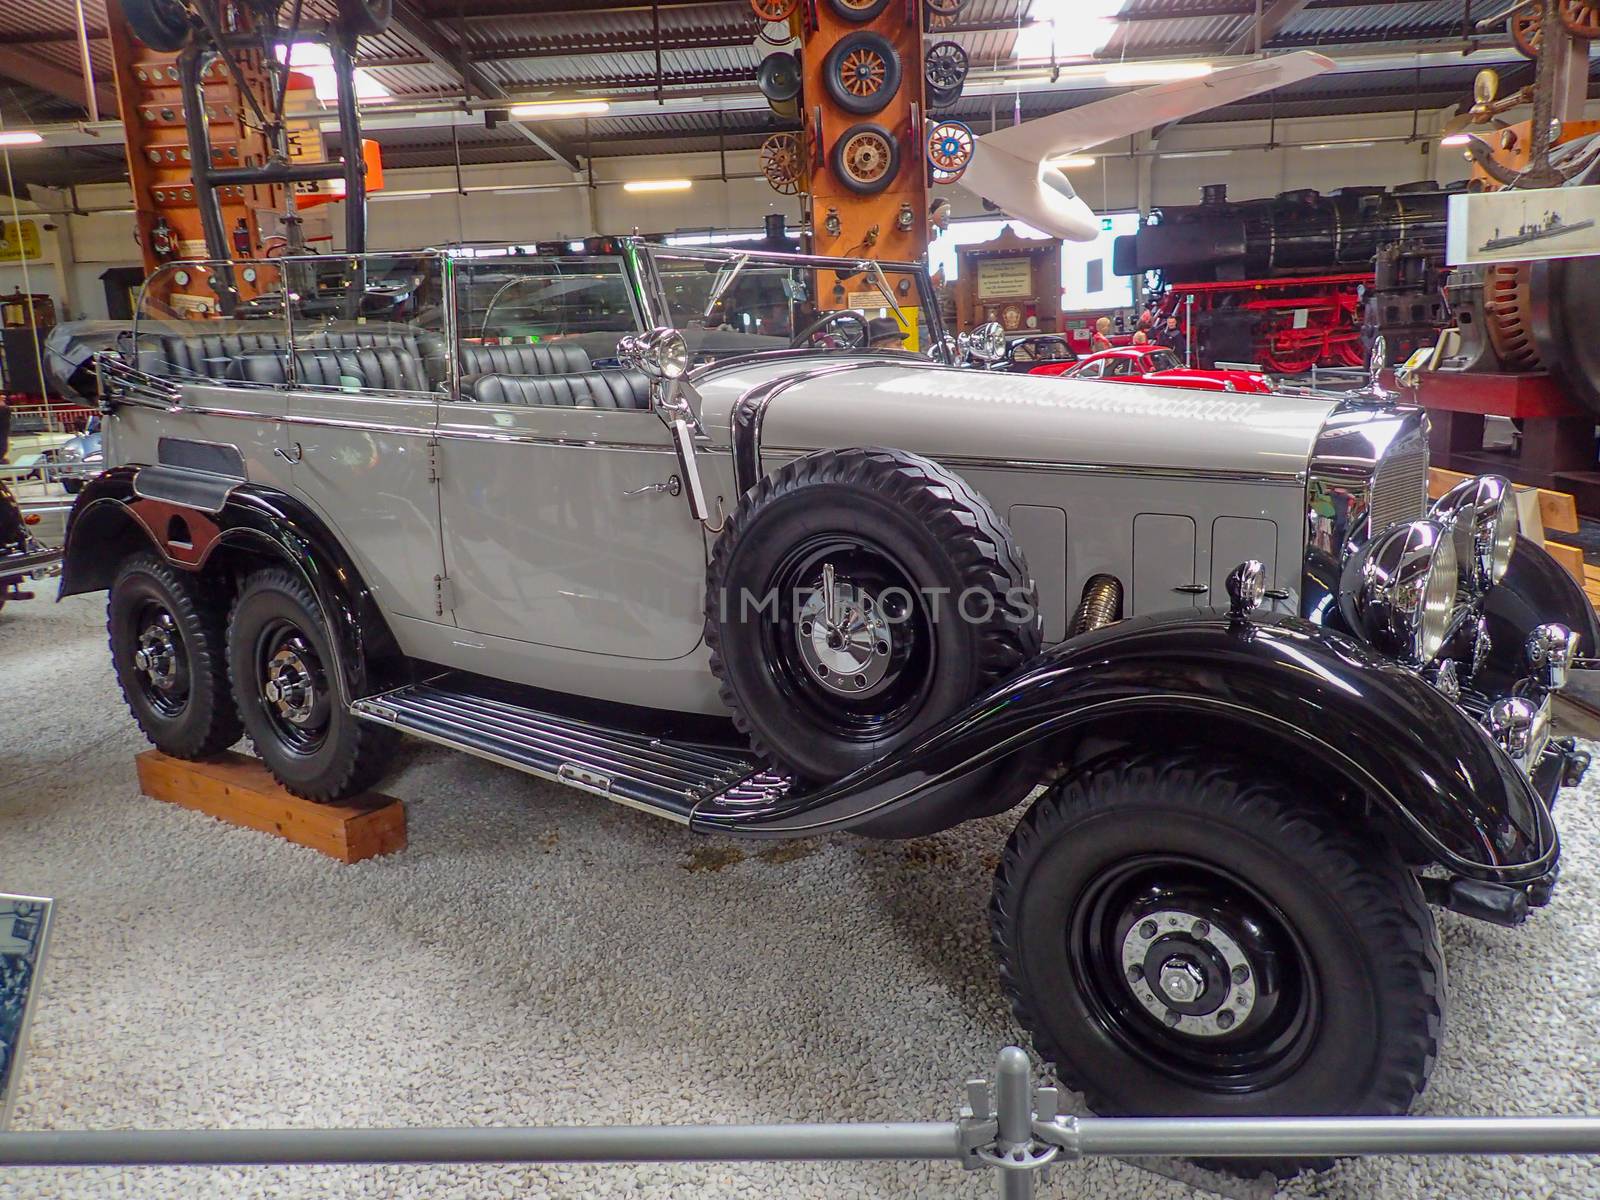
[968,321,1005,364]
[1431,473,1517,593]
[621,327,689,380]
[1341,518,1459,665]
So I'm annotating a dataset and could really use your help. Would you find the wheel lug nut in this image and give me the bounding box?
[1232,964,1251,985]
[1127,964,1144,984]
[1163,1011,1181,1028]
[1191,919,1210,938]
[1138,920,1157,939]
[1215,1010,1236,1031]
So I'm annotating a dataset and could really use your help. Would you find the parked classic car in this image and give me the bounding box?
[1030,344,1275,393]
[51,416,103,495]
[0,405,64,613]
[61,241,1597,1167]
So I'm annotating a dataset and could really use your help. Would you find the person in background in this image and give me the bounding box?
[1090,316,1114,352]
[1132,330,1149,346]
[1157,314,1184,352]
[867,317,908,351]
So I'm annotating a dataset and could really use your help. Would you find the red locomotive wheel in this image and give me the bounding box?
[750,0,799,20]
[824,31,903,116]
[832,122,901,195]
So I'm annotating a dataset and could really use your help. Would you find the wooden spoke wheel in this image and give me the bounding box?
[757,18,795,45]
[761,132,804,195]
[749,0,799,21]
[829,0,892,21]
[832,123,901,195]
[924,0,968,15]
[931,163,962,185]
[824,31,902,116]
[1560,0,1600,39]
[926,120,974,178]
[924,40,969,92]
[1511,2,1544,58]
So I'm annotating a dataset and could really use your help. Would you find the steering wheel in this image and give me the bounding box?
[791,309,869,350]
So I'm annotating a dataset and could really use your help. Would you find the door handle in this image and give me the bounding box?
[274,442,303,464]
[624,475,681,499]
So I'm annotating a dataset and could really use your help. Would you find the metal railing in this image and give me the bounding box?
[4,1048,1600,1195]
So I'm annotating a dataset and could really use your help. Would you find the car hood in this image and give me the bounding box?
[694,355,1335,480]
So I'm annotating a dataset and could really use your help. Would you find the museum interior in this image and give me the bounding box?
[8,1,1600,1197]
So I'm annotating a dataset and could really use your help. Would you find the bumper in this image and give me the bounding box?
[1,541,63,581]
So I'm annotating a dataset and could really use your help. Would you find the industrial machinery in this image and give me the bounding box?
[1112,183,1455,372]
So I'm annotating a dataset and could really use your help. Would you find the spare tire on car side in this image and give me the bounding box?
[705,447,1040,782]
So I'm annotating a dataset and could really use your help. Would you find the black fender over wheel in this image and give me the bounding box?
[991,752,1444,1177]
[226,566,398,801]
[123,0,192,52]
[108,552,241,759]
[705,447,1040,782]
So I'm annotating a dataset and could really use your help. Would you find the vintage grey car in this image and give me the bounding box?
[61,241,1596,1163]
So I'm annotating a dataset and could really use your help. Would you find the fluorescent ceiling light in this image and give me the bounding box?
[1048,156,1097,169]
[1440,133,1471,146]
[1300,141,1375,151]
[623,178,692,193]
[1104,62,1213,85]
[1160,149,1233,160]
[510,100,610,119]
[0,131,43,147]
[276,42,390,103]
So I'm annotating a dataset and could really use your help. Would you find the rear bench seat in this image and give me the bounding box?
[468,371,653,410]
[140,323,445,388]
[237,347,429,393]
[458,343,591,377]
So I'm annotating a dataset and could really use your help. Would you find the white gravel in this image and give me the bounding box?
[3,591,1600,1200]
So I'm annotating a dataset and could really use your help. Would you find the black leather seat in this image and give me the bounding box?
[459,343,592,378]
[145,331,289,380]
[238,347,429,393]
[468,370,653,410]
[142,323,443,389]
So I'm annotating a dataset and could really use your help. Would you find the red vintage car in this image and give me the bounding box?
[1028,346,1274,393]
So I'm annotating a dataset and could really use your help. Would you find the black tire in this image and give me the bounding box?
[336,0,392,37]
[123,0,192,52]
[992,753,1443,1176]
[706,447,1039,781]
[757,51,803,105]
[824,31,902,116]
[830,122,901,196]
[226,567,397,801]
[829,0,892,21]
[927,79,963,111]
[108,553,242,759]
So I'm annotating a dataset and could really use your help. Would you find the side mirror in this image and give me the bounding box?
[968,321,1006,365]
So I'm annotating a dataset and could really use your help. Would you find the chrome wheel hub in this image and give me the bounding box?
[263,641,317,726]
[796,563,893,697]
[1121,908,1259,1038]
[134,614,180,692]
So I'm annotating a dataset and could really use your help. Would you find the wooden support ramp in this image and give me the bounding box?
[135,750,406,864]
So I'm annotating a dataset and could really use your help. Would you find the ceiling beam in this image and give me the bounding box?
[0,46,116,117]
[387,0,582,170]
[1223,0,1315,54]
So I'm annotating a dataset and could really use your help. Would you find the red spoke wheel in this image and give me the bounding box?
[1511,3,1543,57]
[750,0,799,20]
[926,120,974,174]
[761,132,804,195]
[824,30,902,116]
[1560,0,1600,38]
[832,122,901,195]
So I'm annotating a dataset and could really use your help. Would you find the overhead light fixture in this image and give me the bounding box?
[1441,133,1471,147]
[623,178,693,193]
[1300,141,1375,151]
[509,99,610,119]
[1103,62,1213,85]
[1160,149,1233,160]
[276,42,390,103]
[0,131,43,147]
[1047,155,1097,169]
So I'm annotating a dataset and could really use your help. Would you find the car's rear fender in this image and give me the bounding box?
[60,466,401,702]
[692,609,1556,884]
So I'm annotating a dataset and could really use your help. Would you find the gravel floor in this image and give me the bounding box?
[4,591,1600,1200]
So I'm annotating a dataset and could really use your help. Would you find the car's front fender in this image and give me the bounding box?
[692,609,1555,883]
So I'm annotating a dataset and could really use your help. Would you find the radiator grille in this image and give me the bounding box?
[1369,440,1429,535]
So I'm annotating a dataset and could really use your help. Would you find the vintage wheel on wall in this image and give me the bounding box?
[750,0,799,20]
[926,77,964,111]
[123,0,192,52]
[829,0,893,22]
[1510,2,1544,57]
[705,447,1039,782]
[924,40,969,94]
[760,132,804,194]
[926,119,974,181]
[1559,0,1600,39]
[336,0,393,36]
[757,51,804,108]
[923,0,969,26]
[824,31,902,116]
[831,122,901,194]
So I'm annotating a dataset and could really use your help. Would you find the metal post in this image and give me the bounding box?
[71,0,98,124]
[993,1047,1035,1200]
[329,34,367,258]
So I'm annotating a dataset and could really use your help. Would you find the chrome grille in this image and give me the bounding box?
[1369,440,1429,536]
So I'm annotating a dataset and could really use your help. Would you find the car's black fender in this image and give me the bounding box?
[1476,538,1600,693]
[693,608,1555,884]
[60,465,401,702]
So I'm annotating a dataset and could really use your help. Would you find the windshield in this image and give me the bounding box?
[458,255,639,365]
[647,247,941,361]
[1147,348,1183,372]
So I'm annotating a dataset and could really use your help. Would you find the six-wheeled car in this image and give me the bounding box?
[58,241,1598,1167]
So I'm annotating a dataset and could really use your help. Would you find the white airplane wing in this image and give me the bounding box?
[959,51,1337,242]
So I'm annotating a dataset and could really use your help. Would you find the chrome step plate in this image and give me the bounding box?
[351,681,790,822]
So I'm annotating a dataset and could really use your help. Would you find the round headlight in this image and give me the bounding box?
[1430,473,1517,592]
[968,321,1006,364]
[632,326,690,380]
[1341,518,1459,665]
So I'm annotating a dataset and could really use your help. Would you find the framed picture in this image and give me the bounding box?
[1,894,53,1129]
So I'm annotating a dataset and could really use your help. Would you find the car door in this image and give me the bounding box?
[434,400,708,660]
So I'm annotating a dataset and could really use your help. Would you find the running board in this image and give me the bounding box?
[350,681,792,823]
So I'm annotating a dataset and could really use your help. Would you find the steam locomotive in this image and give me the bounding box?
[1112,183,1460,373]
